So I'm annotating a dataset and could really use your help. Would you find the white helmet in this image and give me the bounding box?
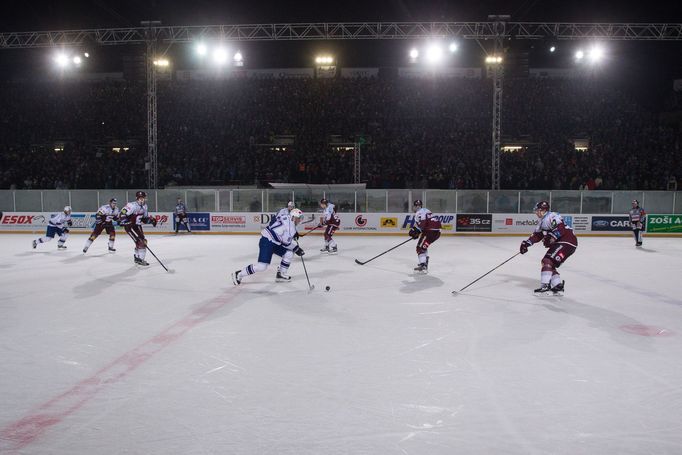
[64,206,72,214]
[290,208,303,220]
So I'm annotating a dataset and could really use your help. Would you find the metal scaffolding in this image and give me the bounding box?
[1,20,681,189]
[2,22,682,47]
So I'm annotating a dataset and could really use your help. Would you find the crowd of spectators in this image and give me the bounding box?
[0,75,680,190]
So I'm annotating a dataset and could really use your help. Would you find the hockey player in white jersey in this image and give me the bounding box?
[33,206,72,250]
[118,191,157,266]
[232,208,305,285]
[83,198,120,253]
[271,201,295,225]
[318,198,340,254]
[174,197,191,234]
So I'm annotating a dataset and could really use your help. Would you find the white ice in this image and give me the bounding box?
[1,233,682,454]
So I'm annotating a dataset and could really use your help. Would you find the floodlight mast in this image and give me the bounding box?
[1,21,681,190]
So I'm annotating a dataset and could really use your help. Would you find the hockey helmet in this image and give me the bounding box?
[287,201,295,209]
[290,208,303,220]
[534,201,550,212]
[632,199,639,207]
[136,191,147,200]
[63,205,72,214]
[109,198,117,206]
[319,198,328,206]
[413,199,423,208]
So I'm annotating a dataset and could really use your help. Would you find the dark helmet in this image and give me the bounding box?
[109,198,117,205]
[632,199,639,207]
[534,200,550,212]
[413,199,423,208]
[320,198,328,205]
[136,191,147,199]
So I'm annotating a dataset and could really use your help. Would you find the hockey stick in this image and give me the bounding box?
[296,242,314,291]
[298,224,323,238]
[452,252,520,295]
[126,228,174,273]
[354,237,415,265]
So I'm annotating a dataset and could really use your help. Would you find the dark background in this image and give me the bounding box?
[1,0,681,106]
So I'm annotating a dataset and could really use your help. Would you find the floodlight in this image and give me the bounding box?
[234,51,243,62]
[588,45,604,63]
[425,44,443,64]
[409,48,419,59]
[575,50,584,60]
[84,52,90,58]
[196,43,207,56]
[449,42,458,52]
[549,46,556,53]
[213,48,228,65]
[315,55,333,65]
[54,53,69,68]
[73,56,82,65]
[153,59,170,67]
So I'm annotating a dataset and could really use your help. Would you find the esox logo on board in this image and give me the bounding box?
[1,215,43,224]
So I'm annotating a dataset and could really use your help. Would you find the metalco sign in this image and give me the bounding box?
[591,216,631,231]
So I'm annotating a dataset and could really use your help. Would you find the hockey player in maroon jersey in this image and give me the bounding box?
[318,198,340,254]
[83,198,120,253]
[409,200,442,273]
[519,201,578,294]
[118,191,157,266]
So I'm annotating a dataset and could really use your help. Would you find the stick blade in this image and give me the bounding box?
[354,259,365,265]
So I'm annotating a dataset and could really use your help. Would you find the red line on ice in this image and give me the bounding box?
[0,292,238,452]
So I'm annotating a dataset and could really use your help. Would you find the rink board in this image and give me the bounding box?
[1,211,680,236]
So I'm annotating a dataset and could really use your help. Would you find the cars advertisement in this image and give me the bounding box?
[591,216,632,231]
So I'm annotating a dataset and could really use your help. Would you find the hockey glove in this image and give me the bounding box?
[519,240,532,254]
[293,245,305,256]
[408,227,421,239]
[543,234,557,248]
[63,228,70,234]
[67,220,73,227]
[150,217,158,227]
[293,232,300,240]
[118,218,129,226]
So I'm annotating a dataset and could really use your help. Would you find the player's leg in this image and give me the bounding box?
[275,247,294,281]
[184,215,191,232]
[327,224,339,253]
[233,237,273,284]
[35,226,58,247]
[134,226,148,265]
[56,227,68,249]
[174,214,179,234]
[321,225,331,252]
[83,224,104,253]
[538,243,576,293]
[415,234,430,272]
[106,225,116,252]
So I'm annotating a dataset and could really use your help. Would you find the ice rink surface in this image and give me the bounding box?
[1,232,682,454]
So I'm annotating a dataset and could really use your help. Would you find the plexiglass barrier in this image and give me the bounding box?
[0,189,679,214]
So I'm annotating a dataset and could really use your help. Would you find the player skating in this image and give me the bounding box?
[232,208,305,285]
[408,199,441,273]
[318,198,340,254]
[174,197,191,234]
[83,198,120,253]
[32,206,72,250]
[628,199,646,247]
[519,201,578,294]
[118,191,157,266]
